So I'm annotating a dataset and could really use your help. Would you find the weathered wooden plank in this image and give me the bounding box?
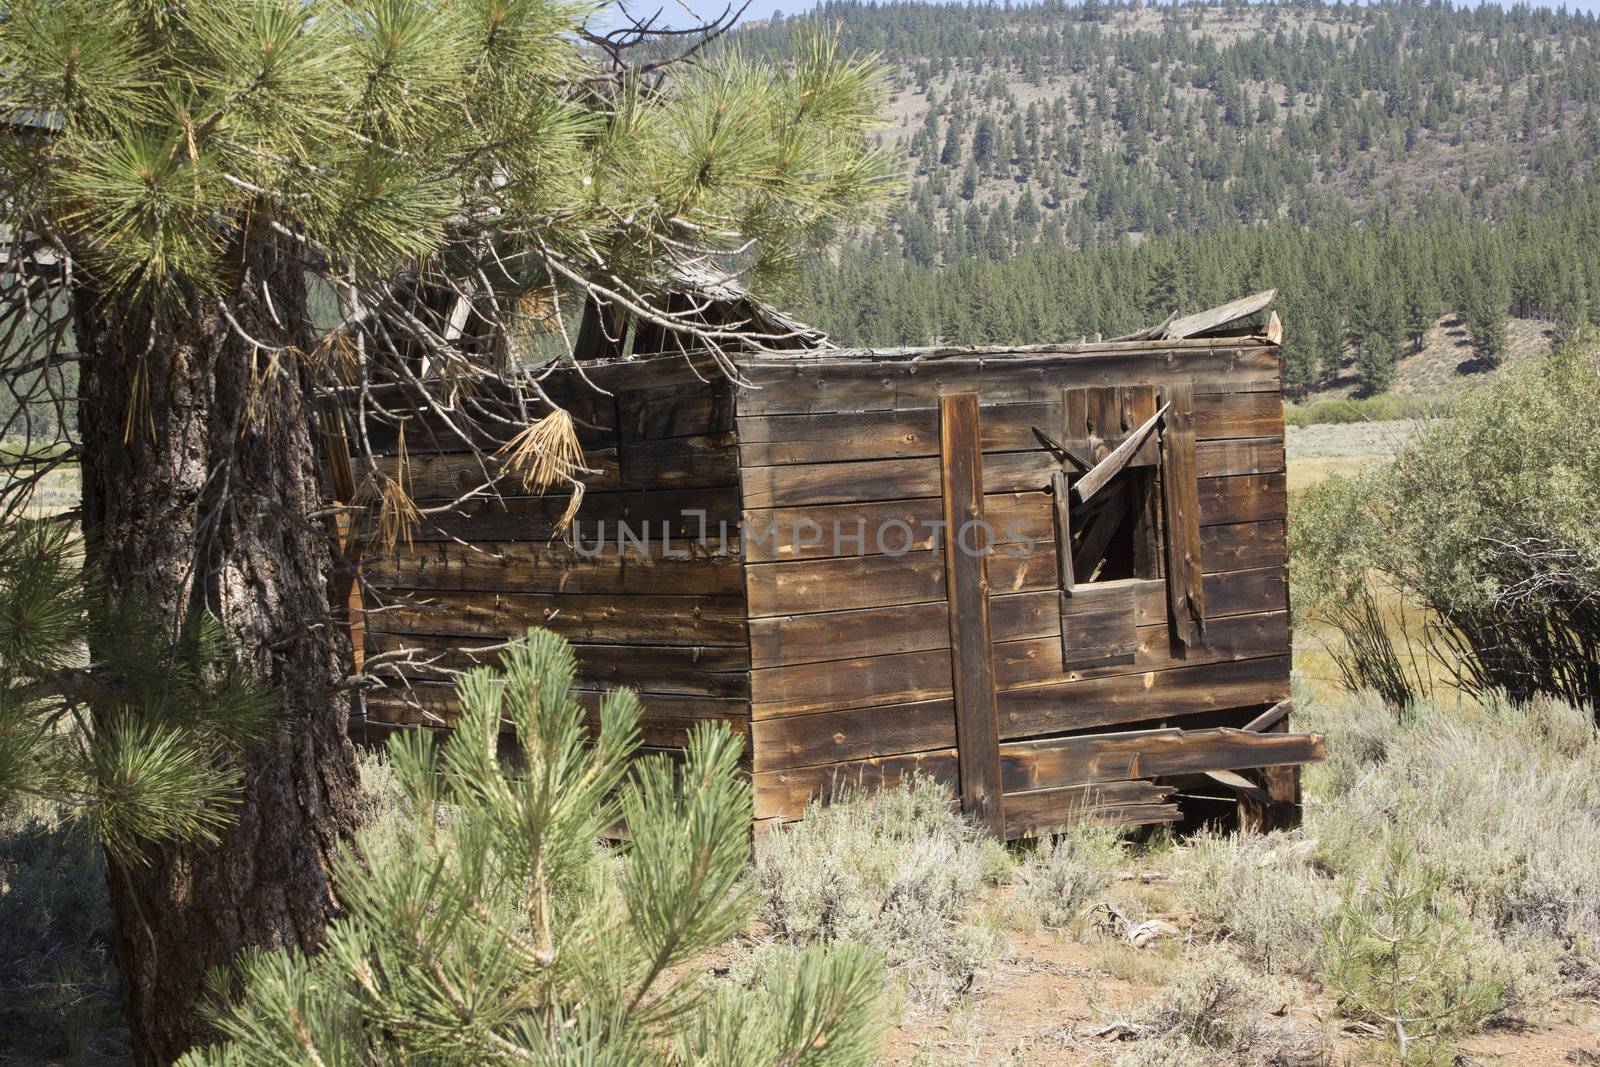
[750,697,957,770]
[747,588,1057,670]
[995,610,1289,690]
[1239,719,1306,832]
[998,726,1325,794]
[363,632,750,697]
[738,439,1271,511]
[1198,473,1287,527]
[1195,391,1283,440]
[1059,580,1146,669]
[1162,290,1276,340]
[1132,567,1287,625]
[372,591,748,646]
[1193,438,1284,478]
[939,393,1004,835]
[366,684,746,748]
[1004,779,1180,837]
[743,549,1056,619]
[385,433,739,502]
[1050,470,1076,593]
[993,654,1291,738]
[741,491,1051,563]
[751,646,953,719]
[411,487,742,543]
[751,749,961,821]
[734,391,1282,467]
[1161,384,1205,647]
[1200,519,1286,571]
[617,381,735,440]
[733,347,1280,415]
[365,541,743,597]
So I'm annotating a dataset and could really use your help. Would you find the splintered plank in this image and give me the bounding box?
[1003,779,1180,837]
[1162,290,1277,340]
[939,392,1005,836]
[997,726,1326,794]
[1161,384,1206,647]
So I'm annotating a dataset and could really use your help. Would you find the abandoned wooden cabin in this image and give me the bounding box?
[347,287,1323,839]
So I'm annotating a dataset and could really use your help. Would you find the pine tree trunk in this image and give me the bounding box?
[73,234,360,1066]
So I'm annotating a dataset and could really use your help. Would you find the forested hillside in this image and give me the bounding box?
[737,0,1600,395]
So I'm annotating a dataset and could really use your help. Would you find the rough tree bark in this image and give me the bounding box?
[73,232,360,1066]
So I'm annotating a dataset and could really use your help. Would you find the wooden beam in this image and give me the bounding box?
[1072,402,1169,505]
[1161,289,1277,340]
[939,393,1005,836]
[1050,469,1076,594]
[1160,384,1206,648]
[1241,698,1293,733]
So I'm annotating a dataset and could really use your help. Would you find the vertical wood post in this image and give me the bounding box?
[1159,384,1206,649]
[939,393,1005,837]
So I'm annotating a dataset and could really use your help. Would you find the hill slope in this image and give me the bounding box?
[734,0,1600,396]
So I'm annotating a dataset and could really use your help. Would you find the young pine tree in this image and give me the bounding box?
[178,630,885,1067]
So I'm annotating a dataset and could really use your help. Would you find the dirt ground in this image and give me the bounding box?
[884,877,1600,1066]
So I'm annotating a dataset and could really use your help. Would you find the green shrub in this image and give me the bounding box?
[1307,692,1600,983]
[1291,340,1600,709]
[755,776,1007,1012]
[1284,394,1446,427]
[1111,954,1325,1067]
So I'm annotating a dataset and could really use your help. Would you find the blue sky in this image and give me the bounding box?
[630,0,1600,30]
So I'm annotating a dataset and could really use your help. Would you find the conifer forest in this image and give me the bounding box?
[740,0,1600,395]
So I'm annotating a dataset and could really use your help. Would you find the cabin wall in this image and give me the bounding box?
[358,378,750,754]
[733,343,1294,833]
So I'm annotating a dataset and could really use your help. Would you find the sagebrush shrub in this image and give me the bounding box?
[1175,831,1336,978]
[1016,819,1126,929]
[755,776,1008,1012]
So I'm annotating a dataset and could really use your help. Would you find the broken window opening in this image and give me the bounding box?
[1067,466,1162,585]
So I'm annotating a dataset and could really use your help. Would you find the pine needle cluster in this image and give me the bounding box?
[179,628,885,1066]
[0,0,899,312]
[0,519,268,863]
